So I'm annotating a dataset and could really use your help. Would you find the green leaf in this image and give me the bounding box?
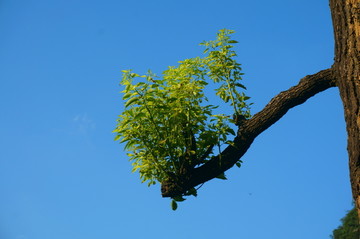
[216,172,227,180]
[173,196,186,202]
[235,83,247,89]
[226,128,236,135]
[244,96,251,100]
[122,92,133,100]
[171,200,178,211]
[228,40,238,44]
[124,96,139,107]
[130,73,140,78]
[124,140,137,150]
[134,112,146,120]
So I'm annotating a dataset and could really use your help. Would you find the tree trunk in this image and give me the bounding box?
[330,0,360,219]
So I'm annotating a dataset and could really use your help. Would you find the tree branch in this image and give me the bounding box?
[161,68,336,198]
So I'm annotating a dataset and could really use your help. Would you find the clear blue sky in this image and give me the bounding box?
[0,0,351,238]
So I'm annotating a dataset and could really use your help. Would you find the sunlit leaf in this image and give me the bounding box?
[124,97,140,107]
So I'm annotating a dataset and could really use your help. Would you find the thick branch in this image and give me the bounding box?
[161,68,336,198]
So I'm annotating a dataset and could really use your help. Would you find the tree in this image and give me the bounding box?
[331,206,360,238]
[114,0,360,217]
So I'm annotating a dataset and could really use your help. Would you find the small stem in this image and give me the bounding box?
[226,78,238,114]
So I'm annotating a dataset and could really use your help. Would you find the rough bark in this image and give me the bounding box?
[161,69,336,197]
[330,0,360,218]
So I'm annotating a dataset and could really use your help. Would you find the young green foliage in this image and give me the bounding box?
[113,29,251,194]
[331,206,360,238]
[200,29,251,118]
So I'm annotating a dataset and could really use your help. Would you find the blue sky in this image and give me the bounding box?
[0,0,351,238]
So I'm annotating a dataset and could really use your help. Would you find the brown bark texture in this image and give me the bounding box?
[161,0,360,222]
[330,0,360,218]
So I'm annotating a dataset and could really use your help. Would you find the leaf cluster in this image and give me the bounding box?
[200,29,251,117]
[113,29,251,200]
[331,206,360,239]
